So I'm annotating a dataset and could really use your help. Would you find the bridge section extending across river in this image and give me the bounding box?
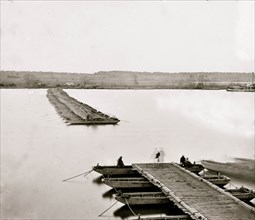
[133,163,255,220]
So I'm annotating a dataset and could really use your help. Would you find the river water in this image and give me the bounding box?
[1,89,254,219]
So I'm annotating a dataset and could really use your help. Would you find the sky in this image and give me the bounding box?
[1,0,254,74]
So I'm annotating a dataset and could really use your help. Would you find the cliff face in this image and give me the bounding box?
[0,71,253,89]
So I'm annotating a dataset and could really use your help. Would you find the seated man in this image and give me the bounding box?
[117,156,125,168]
[184,158,192,167]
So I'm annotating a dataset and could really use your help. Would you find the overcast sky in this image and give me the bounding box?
[1,1,254,73]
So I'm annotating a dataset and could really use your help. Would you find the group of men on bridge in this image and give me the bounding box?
[116,154,193,168]
[180,155,192,167]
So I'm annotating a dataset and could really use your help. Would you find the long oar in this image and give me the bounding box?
[62,169,93,182]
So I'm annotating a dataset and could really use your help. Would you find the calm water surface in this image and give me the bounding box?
[1,89,254,219]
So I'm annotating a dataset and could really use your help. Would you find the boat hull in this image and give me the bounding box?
[201,159,254,183]
[227,88,255,92]
[226,188,255,202]
[93,165,138,176]
[179,163,204,174]
[201,175,230,187]
[115,192,169,205]
[102,177,154,189]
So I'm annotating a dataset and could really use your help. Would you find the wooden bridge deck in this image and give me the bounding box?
[47,88,119,124]
[133,163,255,220]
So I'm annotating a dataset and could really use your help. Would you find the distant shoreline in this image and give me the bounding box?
[0,71,254,90]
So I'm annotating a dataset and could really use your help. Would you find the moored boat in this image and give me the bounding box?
[226,84,255,92]
[115,192,170,205]
[93,162,204,176]
[178,156,205,174]
[132,215,192,220]
[178,163,204,174]
[201,159,254,183]
[93,165,138,176]
[102,177,154,189]
[200,174,230,187]
[225,187,255,202]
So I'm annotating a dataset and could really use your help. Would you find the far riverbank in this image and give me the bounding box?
[1,71,254,90]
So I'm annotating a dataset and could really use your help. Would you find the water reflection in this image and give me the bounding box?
[93,175,104,185]
[113,204,184,219]
[102,189,116,200]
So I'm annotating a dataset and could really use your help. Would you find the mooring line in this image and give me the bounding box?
[125,198,138,217]
[83,170,93,178]
[120,119,129,123]
[229,181,239,189]
[98,201,118,217]
[112,185,120,193]
[62,169,93,182]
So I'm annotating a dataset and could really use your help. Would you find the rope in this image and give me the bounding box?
[112,186,120,193]
[125,198,138,217]
[62,169,93,182]
[101,174,120,193]
[98,201,118,217]
[83,170,93,178]
[229,181,239,189]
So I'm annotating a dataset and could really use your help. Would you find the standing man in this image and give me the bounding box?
[180,155,186,166]
[155,151,160,163]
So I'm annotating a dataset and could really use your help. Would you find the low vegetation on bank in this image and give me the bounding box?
[0,71,254,90]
